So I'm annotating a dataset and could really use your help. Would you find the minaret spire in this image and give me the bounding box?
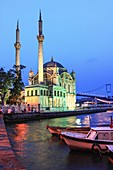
[37,10,44,84]
[17,20,19,30]
[39,10,43,35]
[16,20,20,43]
[39,10,42,21]
[14,20,21,72]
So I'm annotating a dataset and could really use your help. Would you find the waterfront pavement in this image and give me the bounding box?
[0,114,25,170]
[3,107,113,124]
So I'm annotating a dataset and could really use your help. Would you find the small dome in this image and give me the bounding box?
[29,69,34,78]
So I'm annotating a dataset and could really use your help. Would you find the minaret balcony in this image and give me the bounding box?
[14,42,21,49]
[37,35,44,42]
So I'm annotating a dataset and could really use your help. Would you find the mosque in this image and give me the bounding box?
[15,11,76,111]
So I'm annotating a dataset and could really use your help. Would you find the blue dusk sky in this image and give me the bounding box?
[0,0,113,95]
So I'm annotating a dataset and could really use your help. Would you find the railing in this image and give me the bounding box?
[0,105,39,113]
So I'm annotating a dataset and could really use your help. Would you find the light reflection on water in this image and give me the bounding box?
[6,112,113,170]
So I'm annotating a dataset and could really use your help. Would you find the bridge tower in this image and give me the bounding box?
[106,83,112,98]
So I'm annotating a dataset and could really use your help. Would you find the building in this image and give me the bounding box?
[25,11,76,111]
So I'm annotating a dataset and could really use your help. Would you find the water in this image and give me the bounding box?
[6,112,113,170]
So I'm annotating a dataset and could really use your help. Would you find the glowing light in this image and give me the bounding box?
[75,118,81,125]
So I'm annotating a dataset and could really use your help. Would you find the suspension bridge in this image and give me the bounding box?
[77,83,113,104]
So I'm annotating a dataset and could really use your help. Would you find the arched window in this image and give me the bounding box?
[64,84,66,89]
[31,90,33,96]
[27,91,29,96]
[40,90,43,95]
[35,90,37,96]
[68,84,70,93]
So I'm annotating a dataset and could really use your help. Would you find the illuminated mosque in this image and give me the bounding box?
[15,11,76,111]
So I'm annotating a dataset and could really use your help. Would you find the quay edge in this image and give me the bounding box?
[3,107,112,124]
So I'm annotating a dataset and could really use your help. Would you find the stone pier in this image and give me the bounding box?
[0,114,25,169]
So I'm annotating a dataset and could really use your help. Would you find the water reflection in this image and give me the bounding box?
[45,116,75,127]
[66,150,112,170]
[75,115,91,126]
[7,123,29,157]
[13,124,28,142]
[75,112,113,127]
[6,112,113,170]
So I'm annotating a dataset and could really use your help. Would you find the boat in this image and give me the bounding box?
[46,125,90,136]
[59,126,113,152]
[106,145,113,164]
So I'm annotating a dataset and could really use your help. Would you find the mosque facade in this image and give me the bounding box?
[24,12,76,111]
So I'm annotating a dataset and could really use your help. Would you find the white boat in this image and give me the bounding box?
[106,145,113,164]
[60,127,113,152]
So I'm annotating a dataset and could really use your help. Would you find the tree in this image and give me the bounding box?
[0,67,14,105]
[0,65,26,105]
[9,65,26,105]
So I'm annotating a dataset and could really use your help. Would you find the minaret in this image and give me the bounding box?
[37,10,44,84]
[14,20,21,72]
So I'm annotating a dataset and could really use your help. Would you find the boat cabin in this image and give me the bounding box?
[87,127,113,141]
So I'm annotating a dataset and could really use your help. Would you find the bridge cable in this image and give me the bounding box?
[83,84,106,93]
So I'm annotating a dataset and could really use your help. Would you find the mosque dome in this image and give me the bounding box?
[43,57,65,69]
[43,57,67,75]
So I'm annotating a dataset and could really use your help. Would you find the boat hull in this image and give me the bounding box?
[60,135,113,152]
[106,145,113,164]
[46,125,90,135]
[108,156,113,164]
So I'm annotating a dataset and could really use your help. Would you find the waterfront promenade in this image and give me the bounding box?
[3,107,113,123]
[0,114,25,169]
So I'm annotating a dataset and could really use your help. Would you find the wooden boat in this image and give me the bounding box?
[46,125,90,136]
[59,127,113,152]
